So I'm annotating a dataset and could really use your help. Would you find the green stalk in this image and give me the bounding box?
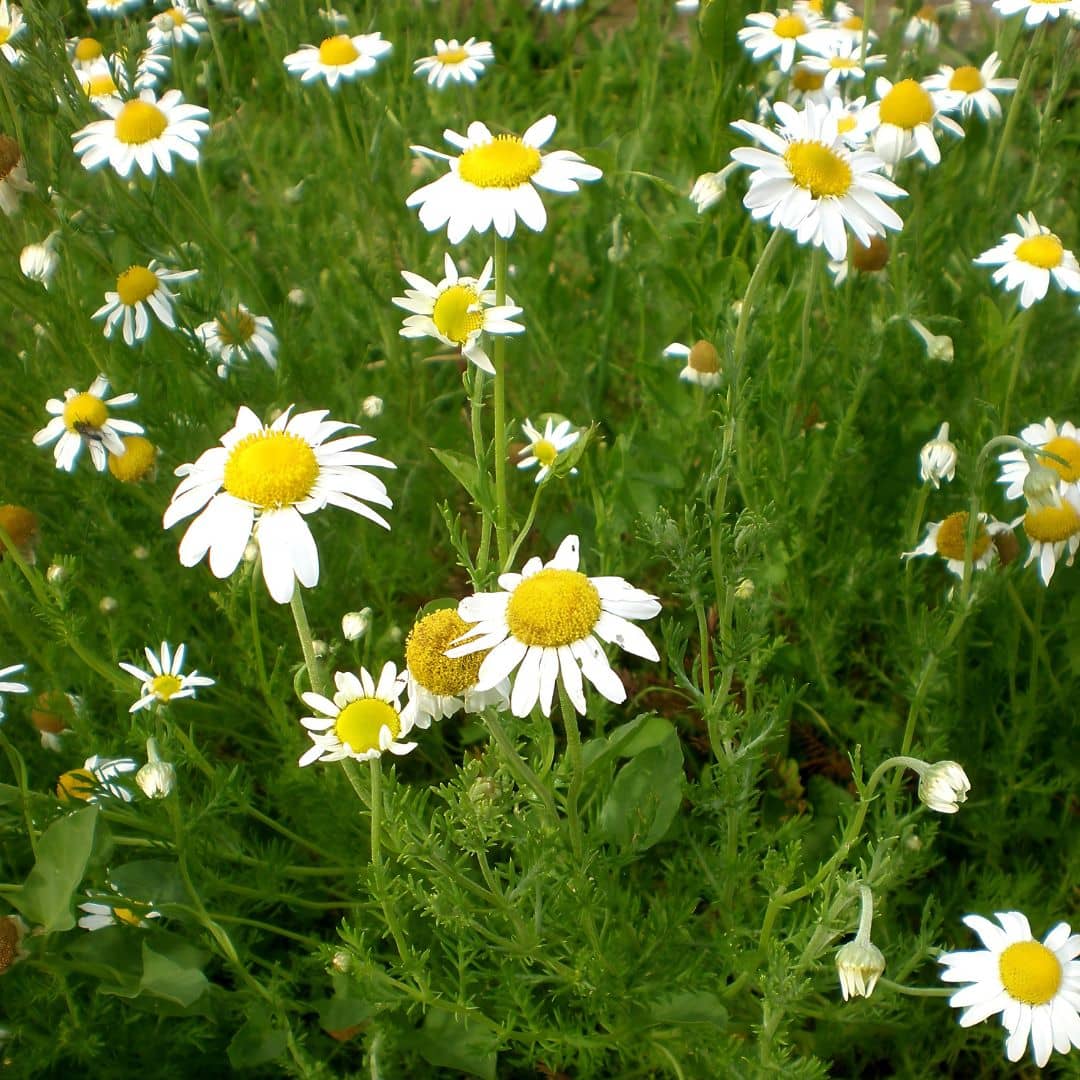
[986,28,1043,201]
[492,235,511,567]
[288,588,329,698]
[483,710,558,823]
[558,683,585,860]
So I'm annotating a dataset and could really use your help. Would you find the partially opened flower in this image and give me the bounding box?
[406,114,602,243]
[284,32,392,88]
[414,38,494,89]
[448,535,662,717]
[195,304,279,378]
[119,642,215,713]
[919,422,958,488]
[93,260,198,345]
[862,77,964,169]
[147,2,207,48]
[517,417,580,483]
[163,405,395,604]
[922,53,1017,122]
[997,418,1080,501]
[975,213,1080,309]
[902,511,1009,577]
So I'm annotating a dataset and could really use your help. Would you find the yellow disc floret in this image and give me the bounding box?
[1015,234,1064,270]
[114,100,168,145]
[949,66,984,93]
[1024,502,1080,544]
[879,80,934,130]
[458,135,542,189]
[1040,436,1080,483]
[791,67,825,92]
[112,907,143,927]
[335,697,400,753]
[999,941,1062,1006]
[784,140,852,198]
[63,392,108,433]
[319,35,359,66]
[505,568,602,648]
[150,673,184,702]
[56,768,96,803]
[116,265,160,306]
[436,47,469,65]
[74,37,103,62]
[772,13,807,38]
[406,609,485,696]
[432,284,483,344]
[215,308,257,347]
[109,436,157,484]
[532,439,558,467]
[223,431,320,509]
[934,512,990,561]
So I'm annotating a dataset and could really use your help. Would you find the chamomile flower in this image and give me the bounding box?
[825,94,873,148]
[77,61,124,108]
[862,76,964,169]
[447,535,662,718]
[118,642,215,713]
[730,100,906,261]
[87,0,145,14]
[68,36,105,71]
[93,261,198,345]
[298,664,416,767]
[737,7,831,73]
[72,88,210,178]
[111,44,171,92]
[974,213,1080,309]
[195,304,279,378]
[163,405,395,604]
[283,33,392,89]
[20,237,60,288]
[689,164,737,213]
[393,253,523,375]
[939,911,1080,1067]
[785,65,832,106]
[0,135,33,216]
[832,6,875,41]
[919,422,958,488]
[902,511,1009,577]
[997,418,1080,501]
[0,663,29,722]
[800,37,885,90]
[406,114,602,244]
[1018,485,1080,585]
[517,417,580,483]
[78,894,161,931]
[414,38,494,89]
[147,2,207,48]
[0,2,25,64]
[904,4,941,49]
[57,755,139,803]
[663,340,722,388]
[33,375,143,473]
[922,52,1017,121]
[992,0,1080,25]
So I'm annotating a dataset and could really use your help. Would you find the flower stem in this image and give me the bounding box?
[482,710,558,823]
[732,228,784,380]
[558,682,585,860]
[986,28,1043,202]
[492,234,511,569]
[369,756,384,869]
[288,588,328,698]
[469,364,494,584]
[877,977,953,998]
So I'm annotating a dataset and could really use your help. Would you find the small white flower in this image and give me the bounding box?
[147,2,207,49]
[59,755,139,803]
[195,304,278,378]
[284,33,392,89]
[922,53,1017,122]
[917,760,971,813]
[93,260,198,346]
[136,737,175,798]
[903,5,941,49]
[663,340,722,388]
[862,76,964,170]
[414,37,494,89]
[361,395,383,419]
[902,511,1009,578]
[517,417,580,483]
[974,212,1080,309]
[737,7,831,73]
[78,892,161,931]
[689,164,737,213]
[919,422,958,488]
[118,642,215,713]
[341,608,372,641]
[992,0,1080,25]
[997,417,1080,501]
[800,36,885,91]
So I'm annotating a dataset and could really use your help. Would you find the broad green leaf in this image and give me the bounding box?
[318,973,375,1034]
[431,447,482,503]
[139,941,209,1006]
[108,860,186,905]
[414,1011,499,1080]
[584,714,676,771]
[600,734,684,852]
[227,1006,289,1069]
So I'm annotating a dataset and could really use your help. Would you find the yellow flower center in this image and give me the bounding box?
[841,15,863,30]
[436,47,469,64]
[1040,436,1080,483]
[150,673,184,702]
[406,609,485,696]
[1014,234,1064,270]
[335,697,400,753]
[116,264,160,306]
[879,80,934,130]
[830,57,858,70]
[74,37,103,61]
[505,568,601,647]
[222,431,320,509]
[0,134,21,179]
[836,114,858,134]
[689,340,720,374]
[934,512,990,561]
[532,439,558,467]
[949,66,984,93]
[114,100,168,145]
[773,13,807,38]
[458,135,542,189]
[432,283,483,344]
[63,392,108,434]
[84,73,119,98]
[784,140,852,198]
[791,67,825,92]
[319,35,359,67]
[0,27,11,46]
[916,4,937,21]
[998,941,1062,1006]
[108,435,156,483]
[215,307,257,346]
[0,505,39,552]
[56,768,96,803]
[1024,502,1080,544]
[164,7,186,25]
[112,907,143,927]
[806,0,823,10]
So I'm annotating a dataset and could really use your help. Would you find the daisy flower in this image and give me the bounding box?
[93,260,198,345]
[800,37,885,91]
[19,237,59,287]
[56,755,139,803]
[0,662,28,722]
[298,663,416,767]
[414,38,494,89]
[997,418,1080,501]
[1018,485,1080,585]
[406,114,602,244]
[730,100,906,261]
[87,0,145,14]
[517,417,580,483]
[737,7,831,73]
[68,36,106,71]
[902,511,1009,577]
[195,304,279,378]
[78,895,161,931]
[147,2,207,48]
[992,0,1080,25]
[689,167,736,214]
[939,911,1080,1067]
[0,135,33,216]
[862,76,964,169]
[393,253,524,374]
[32,375,143,473]
[922,52,1017,122]
[283,33,392,89]
[663,340,722,388]
[163,405,395,604]
[974,213,1080,309]
[903,4,941,49]
[447,534,662,718]
[0,2,25,64]
[825,95,873,149]
[110,44,172,92]
[118,642,215,713]
[72,88,210,178]
[831,5,875,41]
[77,61,124,109]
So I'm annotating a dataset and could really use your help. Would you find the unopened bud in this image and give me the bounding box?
[341,608,372,641]
[734,578,755,600]
[136,737,175,799]
[836,939,886,1001]
[919,422,958,489]
[918,760,970,814]
[909,319,954,363]
[361,395,383,419]
[99,596,118,615]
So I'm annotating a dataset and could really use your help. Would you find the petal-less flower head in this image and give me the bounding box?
[993,0,1080,25]
[517,417,580,483]
[447,535,662,718]
[737,7,832,72]
[922,52,1017,122]
[902,511,1009,578]
[163,405,396,604]
[663,340,722,388]
[0,1,26,64]
[283,32,392,89]
[298,663,417,766]
[195,304,279,378]
[93,260,198,345]
[997,418,1080,501]
[57,755,138,803]
[862,76,964,169]
[974,213,1080,309]
[414,37,494,89]
[939,911,1080,1067]
[147,2,207,48]
[33,375,144,473]
[730,100,906,261]
[118,641,215,713]
[920,422,958,488]
[800,36,885,90]
[393,253,523,374]
[0,134,33,217]
[72,88,209,178]
[406,115,602,244]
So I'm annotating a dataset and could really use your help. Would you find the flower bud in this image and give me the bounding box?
[836,939,886,1001]
[909,319,954,364]
[136,737,175,799]
[361,395,383,419]
[99,596,118,615]
[918,760,970,814]
[20,239,59,288]
[734,578,755,600]
[341,608,372,641]
[919,422,958,489]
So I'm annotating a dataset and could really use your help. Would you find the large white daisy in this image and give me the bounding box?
[283,33,392,89]
[974,213,1080,309]
[730,100,906,261]
[93,260,198,345]
[118,642,215,713]
[163,405,395,604]
[997,418,1080,501]
[447,535,662,718]
[406,115,602,243]
[414,37,494,89]
[922,53,1017,122]
[862,76,964,169]
[992,0,1080,25]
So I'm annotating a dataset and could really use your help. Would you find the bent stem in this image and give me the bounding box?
[492,234,511,568]
[559,683,585,860]
[288,587,329,698]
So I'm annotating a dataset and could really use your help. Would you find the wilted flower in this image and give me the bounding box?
[919,422,958,488]
[909,318,954,363]
[20,237,59,288]
[836,885,886,1000]
[917,760,971,813]
[136,737,175,798]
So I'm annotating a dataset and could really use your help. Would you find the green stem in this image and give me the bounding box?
[492,235,511,567]
[0,729,38,856]
[468,364,494,585]
[877,976,953,998]
[340,757,373,809]
[482,710,558,823]
[732,228,785,379]
[1001,307,1032,433]
[986,29,1043,201]
[369,756,384,869]
[288,588,329,698]
[559,683,585,860]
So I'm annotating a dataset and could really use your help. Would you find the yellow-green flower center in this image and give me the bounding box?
[109,436,156,483]
[1040,436,1080,483]
[84,73,119,98]
[458,135,542,189]
[432,283,483,344]
[784,140,852,198]
[74,37,103,61]
[505,568,601,647]
[0,27,11,46]
[335,697,400,753]
[112,906,143,927]
[117,264,160,306]
[879,80,934,130]
[830,57,857,70]
[841,15,863,30]
[773,13,807,38]
[163,7,186,25]
[934,512,990,561]
[949,66,984,93]
[998,941,1061,1005]
[114,100,168,145]
[1024,502,1080,544]
[791,67,825,92]
[406,609,484,696]
[63,392,108,433]
[532,439,558,467]
[436,47,469,64]
[215,308,257,346]
[222,431,320,509]
[1015,234,1064,270]
[150,673,184,702]
[319,35,359,66]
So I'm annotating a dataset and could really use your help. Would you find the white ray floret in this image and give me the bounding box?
[414,38,494,89]
[517,417,580,483]
[974,213,1080,309]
